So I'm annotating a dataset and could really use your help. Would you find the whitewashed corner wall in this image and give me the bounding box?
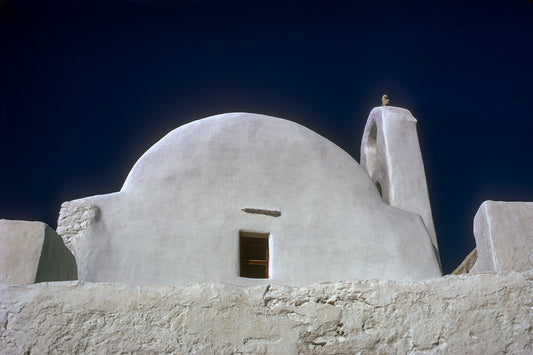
[0,220,77,284]
[471,201,533,273]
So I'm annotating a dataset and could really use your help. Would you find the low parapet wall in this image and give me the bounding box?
[1,271,532,354]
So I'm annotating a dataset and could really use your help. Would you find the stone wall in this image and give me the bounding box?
[1,271,531,354]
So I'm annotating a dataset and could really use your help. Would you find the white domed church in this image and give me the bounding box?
[57,107,442,287]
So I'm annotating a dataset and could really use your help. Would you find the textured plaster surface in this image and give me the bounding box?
[1,271,531,354]
[471,201,533,273]
[361,106,438,253]
[0,220,77,285]
[57,113,440,286]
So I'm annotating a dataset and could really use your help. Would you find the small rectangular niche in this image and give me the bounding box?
[239,231,269,279]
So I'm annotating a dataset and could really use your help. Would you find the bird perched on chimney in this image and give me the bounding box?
[381,94,390,106]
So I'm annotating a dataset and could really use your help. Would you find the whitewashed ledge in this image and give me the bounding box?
[1,271,532,354]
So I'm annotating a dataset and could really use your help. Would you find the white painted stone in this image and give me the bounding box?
[57,112,441,287]
[471,201,533,273]
[0,220,77,285]
[361,106,438,256]
[0,271,531,353]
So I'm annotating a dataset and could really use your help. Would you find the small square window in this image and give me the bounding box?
[239,231,269,278]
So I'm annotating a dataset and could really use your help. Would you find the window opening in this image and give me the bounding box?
[239,231,269,278]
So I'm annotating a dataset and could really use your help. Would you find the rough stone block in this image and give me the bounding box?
[471,201,533,273]
[0,220,77,284]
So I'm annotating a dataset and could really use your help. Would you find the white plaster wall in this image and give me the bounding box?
[361,106,438,254]
[58,113,441,286]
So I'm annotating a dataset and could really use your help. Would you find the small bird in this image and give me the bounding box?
[381,94,390,106]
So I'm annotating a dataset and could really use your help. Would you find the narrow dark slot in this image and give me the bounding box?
[241,208,281,217]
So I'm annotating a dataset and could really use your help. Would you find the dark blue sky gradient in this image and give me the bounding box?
[1,0,532,274]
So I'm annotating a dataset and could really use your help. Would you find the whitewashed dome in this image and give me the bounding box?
[123,113,379,202]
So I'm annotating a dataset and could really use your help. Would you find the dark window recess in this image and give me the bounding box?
[239,231,269,278]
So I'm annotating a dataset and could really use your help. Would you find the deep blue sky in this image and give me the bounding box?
[0,0,532,274]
